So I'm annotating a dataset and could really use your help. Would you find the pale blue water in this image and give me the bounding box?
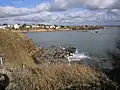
[26,28,120,57]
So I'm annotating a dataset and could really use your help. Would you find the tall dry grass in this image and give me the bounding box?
[0,30,37,67]
[3,63,117,90]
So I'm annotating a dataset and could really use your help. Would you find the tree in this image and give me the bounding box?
[21,23,27,28]
[3,23,7,26]
[60,25,65,28]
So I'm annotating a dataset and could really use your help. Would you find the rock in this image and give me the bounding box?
[0,69,13,90]
[32,46,69,64]
[65,47,76,53]
[105,67,120,85]
[116,40,120,49]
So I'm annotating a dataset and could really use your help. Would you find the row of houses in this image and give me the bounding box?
[0,24,19,29]
[0,24,103,30]
[0,24,61,30]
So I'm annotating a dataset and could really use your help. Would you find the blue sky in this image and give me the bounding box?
[0,0,43,7]
[0,0,54,8]
[0,0,120,25]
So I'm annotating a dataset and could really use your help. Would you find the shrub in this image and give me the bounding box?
[4,63,117,90]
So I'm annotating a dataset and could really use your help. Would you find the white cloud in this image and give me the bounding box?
[1,0,119,18]
[0,9,120,25]
[0,0,120,25]
[0,6,29,18]
[36,3,51,11]
[83,0,117,9]
[54,0,120,9]
[0,2,52,18]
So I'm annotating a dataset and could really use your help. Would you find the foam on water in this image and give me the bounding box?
[65,48,91,62]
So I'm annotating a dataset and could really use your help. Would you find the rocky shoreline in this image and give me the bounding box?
[0,31,119,90]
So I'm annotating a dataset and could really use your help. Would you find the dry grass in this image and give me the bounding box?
[3,63,116,90]
[0,30,37,67]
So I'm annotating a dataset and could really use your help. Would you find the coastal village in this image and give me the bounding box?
[0,23,104,32]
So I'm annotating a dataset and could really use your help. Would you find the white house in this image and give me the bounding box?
[41,26,45,28]
[46,25,50,29]
[7,25,11,28]
[32,25,40,28]
[49,25,55,29]
[25,25,31,29]
[36,25,40,28]
[55,26,60,30]
[13,24,20,29]
[0,26,6,29]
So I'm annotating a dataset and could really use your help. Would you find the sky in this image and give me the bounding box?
[0,0,120,25]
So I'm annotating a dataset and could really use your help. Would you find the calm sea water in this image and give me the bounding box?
[26,27,120,57]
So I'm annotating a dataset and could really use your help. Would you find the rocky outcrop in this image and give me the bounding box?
[32,46,68,64]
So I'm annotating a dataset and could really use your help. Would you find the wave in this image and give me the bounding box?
[63,46,112,69]
[64,47,91,62]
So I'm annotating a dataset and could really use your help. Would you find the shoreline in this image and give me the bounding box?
[11,28,101,33]
[0,30,119,90]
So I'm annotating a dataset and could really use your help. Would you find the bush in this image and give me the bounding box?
[3,63,117,90]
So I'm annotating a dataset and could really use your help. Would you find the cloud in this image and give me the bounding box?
[1,0,120,18]
[0,9,120,25]
[0,2,52,18]
[0,6,30,18]
[8,0,120,10]
[54,0,120,9]
[36,3,51,11]
[0,0,120,25]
